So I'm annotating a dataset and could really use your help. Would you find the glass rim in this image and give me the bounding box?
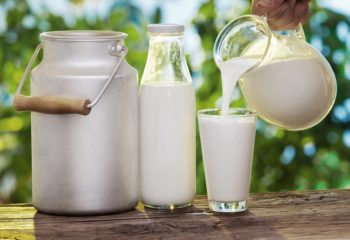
[197,108,257,118]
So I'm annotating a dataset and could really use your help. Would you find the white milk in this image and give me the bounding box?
[196,57,257,203]
[240,57,335,129]
[198,114,256,202]
[140,82,196,207]
[220,57,259,115]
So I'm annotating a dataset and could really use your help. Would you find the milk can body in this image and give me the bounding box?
[139,24,196,209]
[26,31,138,215]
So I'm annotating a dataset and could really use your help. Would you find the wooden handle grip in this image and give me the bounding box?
[13,95,91,115]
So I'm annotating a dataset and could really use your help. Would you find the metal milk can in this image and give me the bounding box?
[13,31,139,215]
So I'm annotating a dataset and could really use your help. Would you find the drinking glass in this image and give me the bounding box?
[198,108,256,213]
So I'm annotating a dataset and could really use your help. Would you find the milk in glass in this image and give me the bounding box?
[198,57,257,212]
[198,109,256,207]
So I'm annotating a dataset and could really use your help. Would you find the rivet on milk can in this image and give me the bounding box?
[13,31,139,215]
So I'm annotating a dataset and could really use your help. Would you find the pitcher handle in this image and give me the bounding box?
[294,23,306,40]
[13,42,128,115]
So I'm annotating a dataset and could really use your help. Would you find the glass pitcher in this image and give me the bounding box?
[213,15,337,131]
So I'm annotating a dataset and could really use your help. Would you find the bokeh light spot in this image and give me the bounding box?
[343,129,350,147]
[280,145,296,165]
[327,131,339,144]
[336,21,349,42]
[0,117,24,132]
[304,142,316,157]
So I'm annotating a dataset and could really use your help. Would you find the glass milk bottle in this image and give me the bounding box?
[140,24,196,209]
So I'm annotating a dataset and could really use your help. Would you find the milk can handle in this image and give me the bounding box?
[13,42,128,115]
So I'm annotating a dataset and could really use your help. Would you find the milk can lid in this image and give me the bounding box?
[148,24,184,33]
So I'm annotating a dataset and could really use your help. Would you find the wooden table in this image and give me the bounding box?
[1,189,350,239]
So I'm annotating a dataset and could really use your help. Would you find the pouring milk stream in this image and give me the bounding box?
[220,57,259,115]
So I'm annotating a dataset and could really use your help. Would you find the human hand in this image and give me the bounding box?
[252,0,310,30]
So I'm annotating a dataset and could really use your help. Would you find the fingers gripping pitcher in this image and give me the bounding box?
[13,31,139,215]
[140,24,196,209]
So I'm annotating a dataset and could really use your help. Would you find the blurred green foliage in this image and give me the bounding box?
[0,0,349,203]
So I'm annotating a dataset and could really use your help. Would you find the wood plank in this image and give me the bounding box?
[0,189,349,239]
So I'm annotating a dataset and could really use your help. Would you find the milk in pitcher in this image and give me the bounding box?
[240,57,336,129]
[219,55,335,131]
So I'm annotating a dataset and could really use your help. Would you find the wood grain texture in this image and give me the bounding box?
[0,189,350,240]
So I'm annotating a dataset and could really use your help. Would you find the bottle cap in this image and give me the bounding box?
[147,24,185,33]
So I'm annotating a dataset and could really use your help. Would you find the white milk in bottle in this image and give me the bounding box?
[140,82,196,206]
[140,24,196,208]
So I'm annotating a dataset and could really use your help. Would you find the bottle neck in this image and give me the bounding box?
[142,32,191,84]
[148,32,185,55]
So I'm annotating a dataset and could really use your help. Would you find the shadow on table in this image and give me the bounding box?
[139,205,285,239]
[33,204,285,240]
[208,210,285,239]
